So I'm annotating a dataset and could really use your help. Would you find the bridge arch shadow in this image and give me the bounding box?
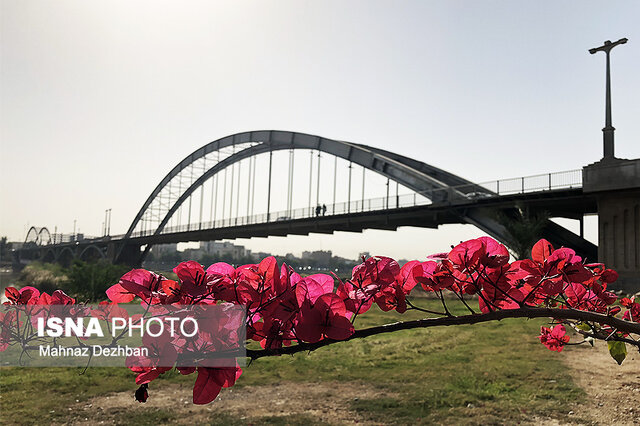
[79,245,107,262]
[43,249,56,263]
[57,247,75,268]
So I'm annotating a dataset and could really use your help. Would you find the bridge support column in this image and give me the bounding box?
[583,158,640,293]
[112,243,142,268]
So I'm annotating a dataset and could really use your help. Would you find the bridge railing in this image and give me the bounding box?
[30,233,104,246]
[468,169,583,196]
[120,168,583,239]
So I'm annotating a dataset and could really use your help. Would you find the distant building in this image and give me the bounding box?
[302,250,332,266]
[251,251,272,262]
[9,242,24,250]
[182,248,205,259]
[332,255,352,265]
[151,243,178,254]
[200,241,246,260]
[70,233,84,242]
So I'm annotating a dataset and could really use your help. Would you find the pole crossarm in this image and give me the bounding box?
[589,38,628,55]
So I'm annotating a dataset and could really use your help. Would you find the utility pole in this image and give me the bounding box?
[106,209,112,236]
[266,151,273,221]
[589,38,628,159]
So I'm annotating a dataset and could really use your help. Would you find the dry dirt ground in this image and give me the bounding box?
[57,343,639,425]
[559,342,640,425]
[59,381,394,425]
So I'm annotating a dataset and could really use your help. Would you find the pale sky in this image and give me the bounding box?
[1,1,639,260]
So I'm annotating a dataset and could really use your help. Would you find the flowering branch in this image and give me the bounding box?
[244,306,640,360]
[3,236,639,405]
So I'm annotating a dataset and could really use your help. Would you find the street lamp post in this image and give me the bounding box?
[589,38,628,159]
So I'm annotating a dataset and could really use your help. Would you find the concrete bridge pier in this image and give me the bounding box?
[111,242,142,268]
[583,158,640,293]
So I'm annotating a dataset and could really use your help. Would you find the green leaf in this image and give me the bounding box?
[607,341,627,365]
[576,323,592,332]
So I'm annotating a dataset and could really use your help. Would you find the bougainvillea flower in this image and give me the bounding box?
[262,286,298,325]
[479,287,525,314]
[50,290,75,305]
[193,365,242,404]
[0,310,17,351]
[531,239,554,264]
[260,318,296,350]
[126,340,177,383]
[563,283,609,313]
[113,269,164,302]
[295,274,334,306]
[203,265,238,303]
[206,262,235,276]
[173,261,216,301]
[590,280,618,306]
[336,281,374,315]
[599,269,619,284]
[257,256,282,294]
[477,236,510,268]
[448,239,485,269]
[561,262,592,285]
[538,324,570,352]
[374,282,407,313]
[413,261,454,292]
[4,286,40,305]
[351,256,399,289]
[621,297,640,322]
[621,297,635,308]
[511,259,564,301]
[547,247,580,270]
[158,279,182,303]
[175,261,207,287]
[296,293,355,343]
[105,283,136,303]
[396,260,420,294]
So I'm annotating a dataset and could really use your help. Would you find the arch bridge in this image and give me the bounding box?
[16,130,597,266]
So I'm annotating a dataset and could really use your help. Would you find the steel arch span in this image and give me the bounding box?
[119,130,595,263]
[25,226,52,246]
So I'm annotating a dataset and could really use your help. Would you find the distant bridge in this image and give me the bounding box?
[16,130,597,266]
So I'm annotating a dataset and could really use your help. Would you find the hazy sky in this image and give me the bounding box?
[1,1,639,260]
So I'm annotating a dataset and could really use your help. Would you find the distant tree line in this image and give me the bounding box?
[0,237,12,263]
[16,260,130,302]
